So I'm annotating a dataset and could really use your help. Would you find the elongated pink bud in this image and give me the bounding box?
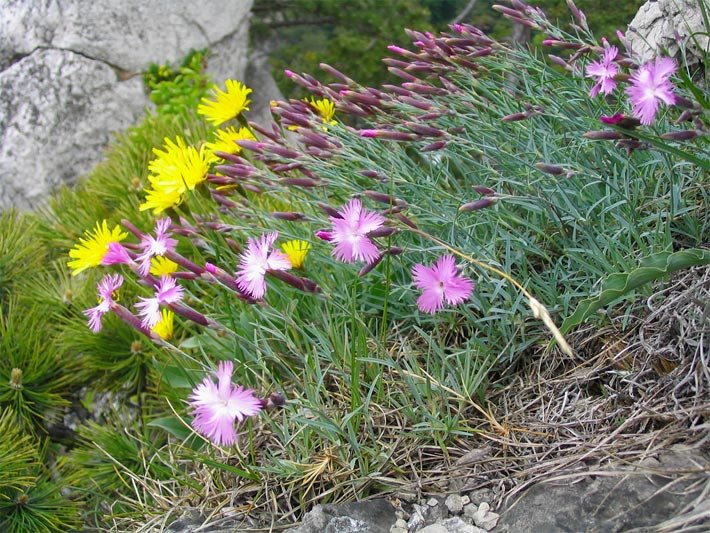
[270,211,308,221]
[359,129,417,141]
[583,130,625,140]
[388,67,419,82]
[359,170,381,179]
[367,227,398,238]
[361,190,406,206]
[459,197,498,211]
[473,185,495,195]
[501,112,529,122]
[236,139,265,153]
[534,163,565,175]
[660,130,700,141]
[299,129,336,150]
[358,254,384,277]
[401,82,447,96]
[421,140,447,152]
[319,62,355,85]
[272,162,304,173]
[317,202,341,218]
[279,177,320,187]
[399,96,433,110]
[395,212,419,229]
[404,122,445,137]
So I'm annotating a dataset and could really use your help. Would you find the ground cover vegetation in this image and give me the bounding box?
[0,1,708,531]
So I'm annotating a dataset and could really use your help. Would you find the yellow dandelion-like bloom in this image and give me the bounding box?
[139,185,184,214]
[281,239,311,269]
[151,309,175,340]
[205,126,256,159]
[149,256,179,276]
[197,80,252,126]
[68,220,128,276]
[139,136,216,214]
[309,97,337,127]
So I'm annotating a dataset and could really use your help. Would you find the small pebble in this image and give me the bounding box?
[418,525,448,533]
[445,494,465,513]
[471,502,500,531]
[389,527,408,533]
[441,517,488,533]
[394,518,408,528]
[427,497,440,507]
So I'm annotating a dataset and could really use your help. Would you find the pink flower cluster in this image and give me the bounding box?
[585,43,677,126]
[319,198,475,314]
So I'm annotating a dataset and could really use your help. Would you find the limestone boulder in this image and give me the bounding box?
[626,0,709,66]
[0,0,253,211]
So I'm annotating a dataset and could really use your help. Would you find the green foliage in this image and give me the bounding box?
[562,248,710,333]
[0,410,81,533]
[0,300,73,434]
[144,48,212,115]
[1,2,709,530]
[0,210,46,305]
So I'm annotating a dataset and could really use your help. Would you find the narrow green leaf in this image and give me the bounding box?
[561,248,710,333]
[147,416,193,441]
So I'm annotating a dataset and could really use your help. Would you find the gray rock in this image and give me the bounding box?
[0,48,145,211]
[285,499,397,533]
[0,0,253,211]
[418,525,449,533]
[470,502,499,531]
[444,494,467,514]
[496,446,710,532]
[440,517,487,533]
[627,0,710,66]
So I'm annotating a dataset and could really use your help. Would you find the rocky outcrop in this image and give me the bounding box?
[0,0,253,211]
[627,0,709,66]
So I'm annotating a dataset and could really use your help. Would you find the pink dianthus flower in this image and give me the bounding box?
[411,255,474,314]
[188,360,263,446]
[329,198,385,263]
[586,44,619,97]
[626,57,677,125]
[137,218,178,276]
[135,276,184,329]
[84,273,124,332]
[235,232,292,299]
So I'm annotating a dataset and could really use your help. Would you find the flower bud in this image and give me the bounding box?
[270,211,308,221]
[317,202,341,218]
[583,130,625,140]
[367,226,399,238]
[279,177,321,187]
[534,163,565,175]
[472,185,495,195]
[459,197,498,211]
[361,190,406,206]
[421,140,447,152]
[660,130,700,141]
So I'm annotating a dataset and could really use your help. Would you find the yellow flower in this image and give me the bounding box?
[205,126,256,159]
[68,220,128,276]
[149,256,179,276]
[197,80,252,126]
[281,239,311,269]
[151,309,175,340]
[139,136,216,214]
[309,97,337,127]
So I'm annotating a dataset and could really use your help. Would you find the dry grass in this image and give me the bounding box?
[402,265,710,530]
